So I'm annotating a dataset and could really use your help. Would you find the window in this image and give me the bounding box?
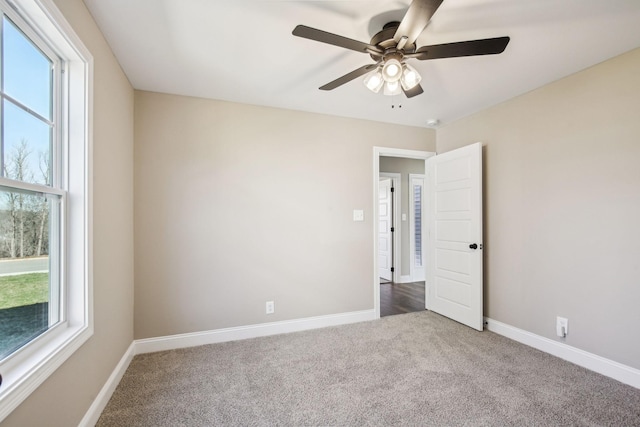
[0,0,92,421]
[0,12,61,361]
[409,174,425,281]
[413,183,422,267]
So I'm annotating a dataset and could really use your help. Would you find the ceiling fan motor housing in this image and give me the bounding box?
[369,21,416,61]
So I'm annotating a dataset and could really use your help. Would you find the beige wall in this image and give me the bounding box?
[379,157,426,277]
[437,48,640,370]
[5,4,639,422]
[134,91,435,339]
[2,0,134,425]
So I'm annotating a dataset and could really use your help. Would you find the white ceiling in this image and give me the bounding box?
[84,0,640,128]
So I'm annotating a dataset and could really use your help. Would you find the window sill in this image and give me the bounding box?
[0,322,93,421]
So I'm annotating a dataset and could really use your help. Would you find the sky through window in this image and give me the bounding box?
[2,15,53,187]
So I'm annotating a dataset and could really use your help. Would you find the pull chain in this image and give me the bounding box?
[391,93,402,109]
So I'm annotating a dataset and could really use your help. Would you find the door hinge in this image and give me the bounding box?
[391,267,395,272]
[391,227,395,232]
[390,187,395,193]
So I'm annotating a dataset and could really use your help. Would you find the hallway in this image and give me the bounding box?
[380,281,425,317]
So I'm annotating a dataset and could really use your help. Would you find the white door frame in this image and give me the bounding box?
[373,147,436,319]
[379,173,401,284]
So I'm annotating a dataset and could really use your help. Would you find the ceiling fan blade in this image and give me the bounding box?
[411,36,510,60]
[319,64,378,91]
[403,84,424,98]
[394,0,444,45]
[293,25,382,55]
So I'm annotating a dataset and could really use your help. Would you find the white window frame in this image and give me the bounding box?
[409,173,426,282]
[0,0,92,422]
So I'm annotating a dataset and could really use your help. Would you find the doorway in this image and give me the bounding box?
[374,148,435,319]
[373,143,485,330]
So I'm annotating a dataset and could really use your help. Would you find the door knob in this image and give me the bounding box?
[469,243,478,250]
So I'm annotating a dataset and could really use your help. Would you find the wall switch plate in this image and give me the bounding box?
[556,316,568,337]
[266,301,275,314]
[353,210,364,222]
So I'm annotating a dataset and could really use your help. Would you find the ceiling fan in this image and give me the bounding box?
[292,0,510,98]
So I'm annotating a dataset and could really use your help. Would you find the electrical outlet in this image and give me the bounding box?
[266,301,275,314]
[556,317,568,338]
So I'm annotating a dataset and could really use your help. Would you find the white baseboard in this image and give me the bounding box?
[395,275,412,284]
[134,309,377,355]
[78,342,136,427]
[80,310,375,423]
[83,312,638,424]
[484,317,640,389]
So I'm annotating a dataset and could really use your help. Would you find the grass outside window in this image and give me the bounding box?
[0,273,48,309]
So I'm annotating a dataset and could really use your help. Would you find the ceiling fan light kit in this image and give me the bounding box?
[400,63,421,90]
[383,80,402,96]
[382,58,402,82]
[363,59,421,95]
[292,0,510,99]
[363,70,384,93]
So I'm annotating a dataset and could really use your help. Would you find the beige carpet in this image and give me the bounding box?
[98,311,640,426]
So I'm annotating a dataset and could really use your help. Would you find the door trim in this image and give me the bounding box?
[379,173,400,284]
[373,147,436,319]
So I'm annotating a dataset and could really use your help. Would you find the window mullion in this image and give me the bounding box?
[0,175,63,195]
[0,92,54,127]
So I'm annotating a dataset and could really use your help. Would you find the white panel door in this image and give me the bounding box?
[427,143,483,331]
[378,178,393,281]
